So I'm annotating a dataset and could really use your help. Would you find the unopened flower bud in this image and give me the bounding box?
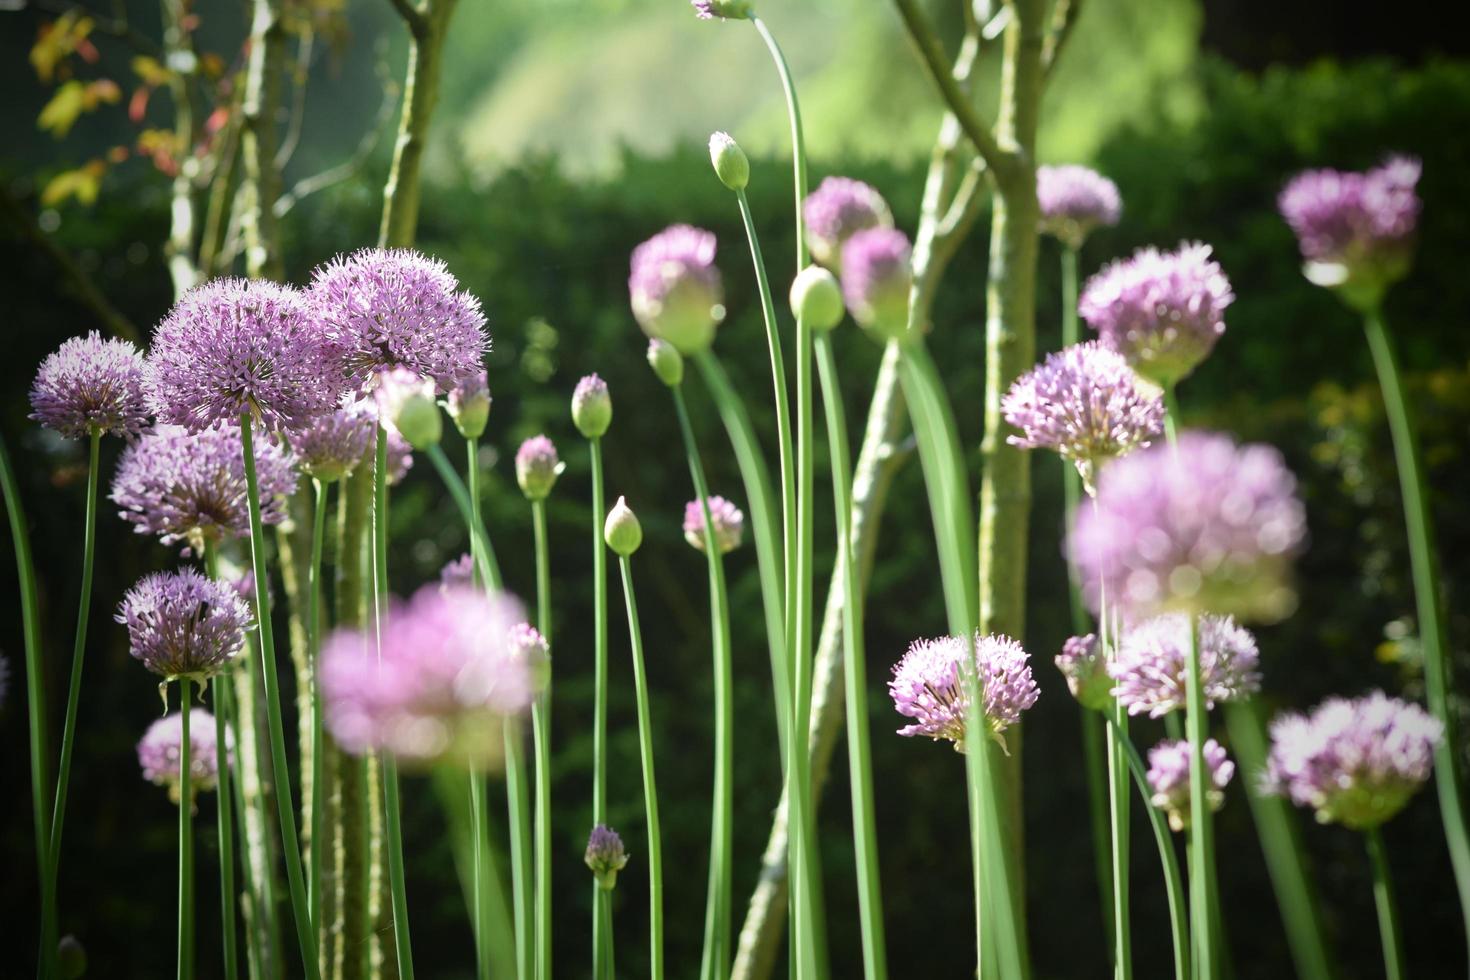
[376,368,442,450]
[629,225,725,355]
[604,496,643,556]
[447,369,491,439]
[572,374,613,439]
[584,824,629,891]
[58,935,87,980]
[790,266,844,331]
[842,228,913,341]
[515,435,563,501]
[646,339,684,387]
[709,132,750,191]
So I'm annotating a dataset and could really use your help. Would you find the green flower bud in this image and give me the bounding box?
[515,435,563,501]
[447,370,491,439]
[789,266,844,332]
[571,374,612,439]
[604,496,643,556]
[584,824,629,892]
[377,368,442,450]
[709,132,749,191]
[646,339,684,387]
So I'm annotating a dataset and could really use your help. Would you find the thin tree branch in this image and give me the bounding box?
[1041,0,1082,79]
[32,0,163,59]
[273,25,314,173]
[386,0,428,39]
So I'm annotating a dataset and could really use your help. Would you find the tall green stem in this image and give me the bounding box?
[1183,615,1217,978]
[464,436,493,980]
[1098,575,1131,980]
[202,543,241,980]
[1362,307,1470,949]
[240,414,321,980]
[530,498,553,980]
[307,480,329,937]
[1366,828,1406,980]
[748,15,807,268]
[179,685,195,980]
[589,437,610,977]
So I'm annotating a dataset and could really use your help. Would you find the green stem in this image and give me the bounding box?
[504,721,533,980]
[748,15,808,269]
[671,384,736,980]
[240,414,321,980]
[307,480,328,938]
[590,437,609,976]
[334,468,372,980]
[1098,573,1132,980]
[618,554,665,980]
[425,444,502,588]
[464,436,492,980]
[1366,827,1406,980]
[202,543,241,980]
[1182,614,1216,979]
[179,684,195,980]
[1061,246,1079,347]
[1362,308,1470,949]
[1162,384,1180,445]
[530,497,553,980]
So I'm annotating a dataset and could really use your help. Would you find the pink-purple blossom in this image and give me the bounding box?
[138,710,232,803]
[1110,613,1261,718]
[29,331,149,439]
[841,227,912,339]
[572,373,612,439]
[585,823,630,890]
[629,225,725,355]
[804,177,894,273]
[289,402,377,483]
[683,495,744,554]
[1056,633,1111,711]
[1036,165,1122,249]
[440,553,475,591]
[117,568,253,681]
[447,368,491,439]
[1147,738,1234,832]
[691,0,751,19]
[889,633,1039,749]
[515,435,563,501]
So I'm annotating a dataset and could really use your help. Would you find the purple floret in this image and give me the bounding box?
[804,177,893,273]
[890,632,1039,749]
[138,710,232,803]
[30,331,149,439]
[1147,737,1234,832]
[117,567,253,681]
[1110,613,1261,718]
[1278,156,1420,295]
[683,495,744,554]
[1036,165,1121,248]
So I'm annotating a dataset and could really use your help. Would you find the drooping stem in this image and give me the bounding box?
[1366,827,1406,980]
[748,15,808,269]
[202,543,241,980]
[240,415,321,979]
[530,497,554,980]
[179,684,195,980]
[1362,307,1470,950]
[307,480,329,937]
[1183,614,1217,978]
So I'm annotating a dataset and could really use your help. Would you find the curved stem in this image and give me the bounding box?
[1182,615,1216,979]
[748,15,808,269]
[179,684,195,980]
[202,543,241,980]
[530,497,553,980]
[307,480,329,938]
[240,414,321,980]
[1366,827,1406,980]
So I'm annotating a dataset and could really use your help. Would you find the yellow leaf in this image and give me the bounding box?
[131,55,172,87]
[84,79,122,107]
[29,13,94,83]
[38,81,86,138]
[40,160,106,207]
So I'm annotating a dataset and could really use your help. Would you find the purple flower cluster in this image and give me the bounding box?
[146,278,344,432]
[515,435,563,501]
[1078,243,1234,386]
[1264,691,1442,830]
[1036,165,1122,249]
[440,552,475,591]
[138,710,231,803]
[690,0,751,19]
[889,633,1039,749]
[841,228,912,339]
[1147,738,1234,832]
[117,568,253,681]
[684,495,744,554]
[30,331,149,439]
[1070,432,1306,622]
[585,823,630,890]
[309,248,488,393]
[1110,613,1261,718]
[629,225,725,355]
[290,403,377,483]
[319,585,536,769]
[1055,633,1112,711]
[804,177,893,273]
[1002,341,1165,492]
[112,424,298,550]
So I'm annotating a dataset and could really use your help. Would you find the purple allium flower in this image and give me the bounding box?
[112,423,297,551]
[29,331,149,439]
[1070,432,1306,622]
[841,228,912,339]
[309,248,488,394]
[629,225,725,355]
[289,403,377,483]
[377,422,414,488]
[691,0,751,19]
[1263,691,1442,830]
[1110,613,1261,718]
[1078,243,1234,387]
[138,710,232,804]
[1036,165,1122,249]
[1278,157,1420,307]
[804,177,894,274]
[447,368,491,439]
[319,585,535,769]
[515,435,563,501]
[117,568,253,682]
[440,553,475,591]
[1002,341,1165,492]
[146,278,345,433]
[374,367,441,450]
[571,374,612,440]
[1056,633,1112,711]
[683,495,744,554]
[889,633,1039,750]
[585,823,630,890]
[506,622,552,694]
[1147,738,1234,832]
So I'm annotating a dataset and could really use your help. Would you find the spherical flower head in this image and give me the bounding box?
[1036,165,1122,249]
[1070,432,1306,622]
[309,248,488,395]
[572,374,613,439]
[30,331,149,439]
[709,132,749,191]
[1278,157,1420,310]
[320,585,534,769]
[889,632,1039,750]
[375,367,442,450]
[515,435,563,501]
[112,423,298,551]
[604,496,643,557]
[138,709,232,805]
[1055,633,1112,712]
[629,225,725,355]
[146,278,345,433]
[841,228,913,341]
[440,553,475,591]
[646,339,684,387]
[1078,243,1234,387]
[585,823,630,891]
[684,495,744,554]
[118,568,252,682]
[691,0,752,19]
[790,266,845,332]
[1002,342,1165,493]
[804,177,894,274]
[506,622,552,695]
[289,403,376,483]
[1264,691,1442,830]
[1147,738,1234,832]
[1110,613,1261,718]
[447,368,491,439]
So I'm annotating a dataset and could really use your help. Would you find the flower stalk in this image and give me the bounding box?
[307,479,329,937]
[201,542,241,980]
[1183,615,1218,978]
[1366,828,1406,980]
[178,683,195,980]
[589,435,610,974]
[530,496,554,980]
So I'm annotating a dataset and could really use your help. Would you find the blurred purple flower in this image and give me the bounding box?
[804,177,893,274]
[138,710,231,804]
[515,435,562,501]
[440,553,475,591]
[571,373,612,439]
[841,227,912,339]
[683,495,744,554]
[629,225,724,355]
[1147,737,1234,832]
[1036,165,1121,249]
[30,331,149,439]
[1056,633,1111,711]
[447,367,491,439]
[290,402,377,483]
[1110,613,1261,718]
[585,823,630,890]
[117,568,252,681]
[889,632,1039,749]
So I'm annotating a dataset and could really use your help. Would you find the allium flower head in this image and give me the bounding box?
[1070,432,1306,622]
[374,367,442,450]
[1055,633,1112,712]
[1147,738,1234,832]
[112,423,297,551]
[572,373,612,439]
[691,0,752,19]
[1002,341,1165,492]
[289,403,377,483]
[1078,243,1234,386]
[309,248,487,394]
[146,278,345,432]
[629,225,725,355]
[320,585,535,769]
[515,435,563,501]
[585,824,630,890]
[506,622,552,694]
[1278,157,1420,309]
[447,368,491,439]
[1264,691,1442,830]
[440,553,475,591]
[30,331,149,439]
[889,633,1039,750]
[684,495,744,554]
[1111,613,1261,718]
[118,568,252,682]
[841,228,912,340]
[138,710,232,804]
[804,177,894,274]
[1036,165,1122,249]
